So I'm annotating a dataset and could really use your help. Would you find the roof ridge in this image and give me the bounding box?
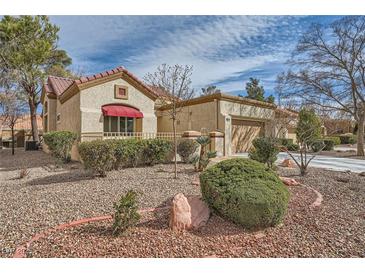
[48,75,74,81]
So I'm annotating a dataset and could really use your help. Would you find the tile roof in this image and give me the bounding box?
[46,76,74,96]
[44,66,160,99]
[0,115,43,131]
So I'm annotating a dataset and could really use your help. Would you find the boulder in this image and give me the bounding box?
[280,176,300,186]
[169,193,192,231]
[188,195,210,229]
[281,159,295,168]
[169,193,210,231]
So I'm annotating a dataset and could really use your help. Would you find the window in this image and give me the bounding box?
[114,85,128,99]
[56,113,61,122]
[103,116,134,133]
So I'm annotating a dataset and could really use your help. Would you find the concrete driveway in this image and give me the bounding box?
[234,152,365,173]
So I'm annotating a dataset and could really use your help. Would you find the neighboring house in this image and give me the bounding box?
[0,115,43,148]
[322,118,355,135]
[41,65,295,160]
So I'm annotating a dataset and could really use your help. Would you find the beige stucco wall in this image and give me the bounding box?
[79,78,157,135]
[46,98,57,132]
[219,100,275,156]
[157,101,218,133]
[56,92,81,136]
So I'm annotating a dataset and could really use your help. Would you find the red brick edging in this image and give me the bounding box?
[13,206,168,258]
[302,184,323,209]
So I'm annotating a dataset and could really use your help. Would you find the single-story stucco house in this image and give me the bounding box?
[41,66,296,160]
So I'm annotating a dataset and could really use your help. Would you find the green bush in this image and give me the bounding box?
[79,140,116,177]
[338,134,357,144]
[112,190,141,236]
[142,139,173,166]
[248,137,279,168]
[311,138,335,152]
[112,139,172,168]
[113,139,145,168]
[200,158,289,229]
[277,138,294,147]
[177,139,198,163]
[326,136,341,146]
[286,143,299,151]
[43,131,77,163]
[323,138,335,151]
[311,140,325,152]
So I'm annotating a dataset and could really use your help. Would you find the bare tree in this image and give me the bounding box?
[0,90,27,155]
[144,64,195,179]
[278,16,365,156]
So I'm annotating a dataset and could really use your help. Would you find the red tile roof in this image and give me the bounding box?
[45,76,74,96]
[0,115,43,131]
[44,66,160,99]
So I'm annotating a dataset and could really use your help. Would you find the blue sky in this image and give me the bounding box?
[50,16,342,97]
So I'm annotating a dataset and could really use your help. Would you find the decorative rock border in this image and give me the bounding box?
[13,206,168,258]
[302,184,323,209]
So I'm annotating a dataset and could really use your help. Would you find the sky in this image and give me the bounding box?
[50,16,342,98]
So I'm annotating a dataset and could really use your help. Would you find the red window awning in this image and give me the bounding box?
[101,104,143,118]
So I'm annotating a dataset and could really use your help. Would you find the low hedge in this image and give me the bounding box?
[79,138,173,176]
[337,134,357,145]
[325,136,341,146]
[43,131,77,163]
[200,158,289,229]
[311,138,336,152]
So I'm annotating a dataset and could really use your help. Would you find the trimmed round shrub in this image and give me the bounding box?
[43,131,77,163]
[79,140,116,177]
[200,158,289,229]
[177,139,198,163]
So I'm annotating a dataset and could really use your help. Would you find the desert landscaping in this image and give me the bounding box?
[0,149,364,258]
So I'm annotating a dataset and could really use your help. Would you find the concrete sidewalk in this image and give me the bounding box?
[234,152,365,173]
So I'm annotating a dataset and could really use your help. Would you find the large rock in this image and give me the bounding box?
[280,176,300,186]
[281,159,295,168]
[169,193,210,231]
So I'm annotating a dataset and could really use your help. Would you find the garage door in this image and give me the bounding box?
[231,119,264,153]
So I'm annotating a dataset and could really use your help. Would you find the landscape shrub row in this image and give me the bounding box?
[333,134,357,145]
[79,138,173,176]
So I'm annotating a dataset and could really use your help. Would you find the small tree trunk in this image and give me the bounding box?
[356,114,365,156]
[11,126,15,155]
[28,95,39,142]
[172,117,178,179]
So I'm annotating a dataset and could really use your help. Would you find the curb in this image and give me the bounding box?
[13,206,168,258]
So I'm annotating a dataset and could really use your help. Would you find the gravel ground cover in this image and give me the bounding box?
[27,180,364,258]
[1,149,364,258]
[0,149,199,258]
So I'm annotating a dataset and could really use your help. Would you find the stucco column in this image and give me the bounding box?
[209,131,224,157]
[223,115,232,156]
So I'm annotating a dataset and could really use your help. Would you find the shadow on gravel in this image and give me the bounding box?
[26,170,94,186]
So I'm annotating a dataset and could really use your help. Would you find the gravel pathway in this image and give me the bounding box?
[0,149,199,258]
